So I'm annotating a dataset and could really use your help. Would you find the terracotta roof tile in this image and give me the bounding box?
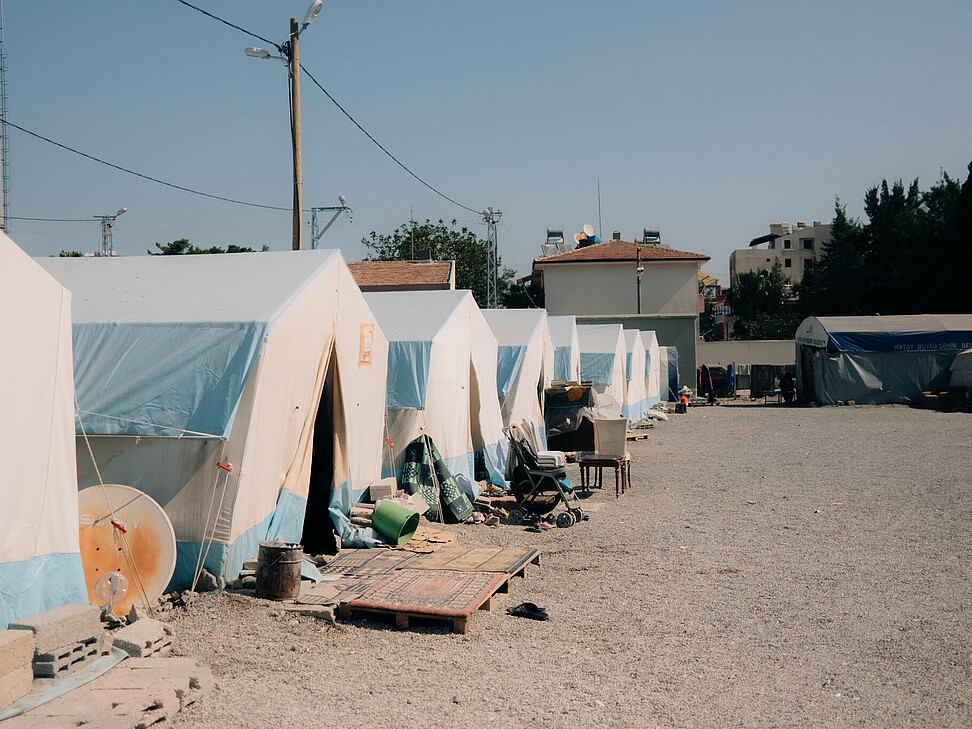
[348,260,454,291]
[534,240,709,265]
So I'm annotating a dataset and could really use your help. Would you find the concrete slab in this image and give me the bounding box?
[112,619,173,658]
[8,604,102,655]
[0,630,35,677]
[0,666,33,711]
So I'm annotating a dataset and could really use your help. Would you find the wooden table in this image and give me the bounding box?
[578,454,631,498]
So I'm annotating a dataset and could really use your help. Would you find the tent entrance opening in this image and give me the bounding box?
[302,355,339,555]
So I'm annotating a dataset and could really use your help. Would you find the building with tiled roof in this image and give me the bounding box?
[347,260,455,293]
[532,238,710,318]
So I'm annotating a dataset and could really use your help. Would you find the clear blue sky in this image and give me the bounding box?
[5,1,971,282]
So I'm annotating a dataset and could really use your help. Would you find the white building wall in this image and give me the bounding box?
[541,260,700,317]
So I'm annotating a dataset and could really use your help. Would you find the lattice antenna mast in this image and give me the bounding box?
[482,207,502,308]
[0,0,10,233]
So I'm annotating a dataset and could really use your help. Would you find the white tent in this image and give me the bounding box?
[577,323,627,407]
[622,329,649,423]
[2,235,87,627]
[365,290,508,498]
[482,309,555,445]
[950,348,972,389]
[795,315,972,405]
[658,345,680,400]
[40,250,387,586]
[642,330,662,407]
[547,315,581,383]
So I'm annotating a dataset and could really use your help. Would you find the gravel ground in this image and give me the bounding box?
[168,400,972,728]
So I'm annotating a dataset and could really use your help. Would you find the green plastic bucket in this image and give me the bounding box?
[372,500,420,545]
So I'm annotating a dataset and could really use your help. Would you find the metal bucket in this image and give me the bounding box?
[255,541,302,600]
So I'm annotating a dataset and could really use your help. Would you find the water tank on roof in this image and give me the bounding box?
[643,228,661,245]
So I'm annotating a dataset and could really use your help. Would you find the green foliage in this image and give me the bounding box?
[149,238,269,255]
[801,162,972,316]
[58,250,83,257]
[727,260,800,339]
[361,218,536,309]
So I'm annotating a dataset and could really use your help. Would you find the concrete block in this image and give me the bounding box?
[0,629,35,677]
[0,665,33,711]
[368,477,398,502]
[8,603,102,655]
[32,636,99,678]
[113,618,174,658]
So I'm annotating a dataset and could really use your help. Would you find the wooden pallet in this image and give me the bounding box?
[338,569,508,635]
[626,432,651,441]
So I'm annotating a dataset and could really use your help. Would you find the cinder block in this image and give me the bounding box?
[8,604,102,655]
[0,665,33,711]
[368,477,398,502]
[0,630,35,677]
[112,618,174,658]
[32,637,99,678]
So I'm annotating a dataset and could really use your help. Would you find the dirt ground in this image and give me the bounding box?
[168,400,972,728]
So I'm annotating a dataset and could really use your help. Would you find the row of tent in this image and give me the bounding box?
[1,236,678,626]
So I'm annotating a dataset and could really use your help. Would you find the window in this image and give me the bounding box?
[803,258,813,270]
[802,239,813,250]
[784,258,792,268]
[783,239,791,249]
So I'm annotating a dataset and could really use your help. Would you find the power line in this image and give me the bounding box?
[1,119,291,212]
[172,1,486,217]
[299,64,482,216]
[7,215,92,222]
[174,0,281,51]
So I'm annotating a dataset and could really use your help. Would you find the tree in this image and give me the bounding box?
[58,250,83,257]
[727,260,800,339]
[149,238,269,255]
[798,199,867,317]
[361,218,533,308]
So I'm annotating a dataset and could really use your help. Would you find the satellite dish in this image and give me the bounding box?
[338,194,346,206]
[78,484,177,615]
[583,223,595,238]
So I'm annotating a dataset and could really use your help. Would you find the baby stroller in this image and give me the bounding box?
[505,424,588,528]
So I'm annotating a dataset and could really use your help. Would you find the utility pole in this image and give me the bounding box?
[0,0,9,233]
[243,2,321,252]
[636,247,644,314]
[289,18,302,251]
[483,207,502,308]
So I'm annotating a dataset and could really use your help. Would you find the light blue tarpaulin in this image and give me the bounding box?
[385,341,433,410]
[496,345,527,398]
[548,315,579,382]
[72,321,266,438]
[0,553,88,629]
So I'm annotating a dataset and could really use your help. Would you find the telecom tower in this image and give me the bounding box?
[483,207,501,308]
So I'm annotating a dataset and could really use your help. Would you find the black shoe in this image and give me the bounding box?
[506,602,549,620]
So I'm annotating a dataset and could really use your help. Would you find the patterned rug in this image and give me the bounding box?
[348,569,507,618]
[404,546,541,575]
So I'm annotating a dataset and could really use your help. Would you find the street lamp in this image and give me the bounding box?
[244,0,324,251]
[95,207,126,257]
[310,194,352,249]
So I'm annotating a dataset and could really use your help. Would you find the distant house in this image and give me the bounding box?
[730,221,831,286]
[530,234,710,396]
[532,238,709,317]
[347,260,455,292]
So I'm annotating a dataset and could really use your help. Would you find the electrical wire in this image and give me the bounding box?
[299,64,483,216]
[1,119,292,212]
[174,0,281,51]
[6,215,92,222]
